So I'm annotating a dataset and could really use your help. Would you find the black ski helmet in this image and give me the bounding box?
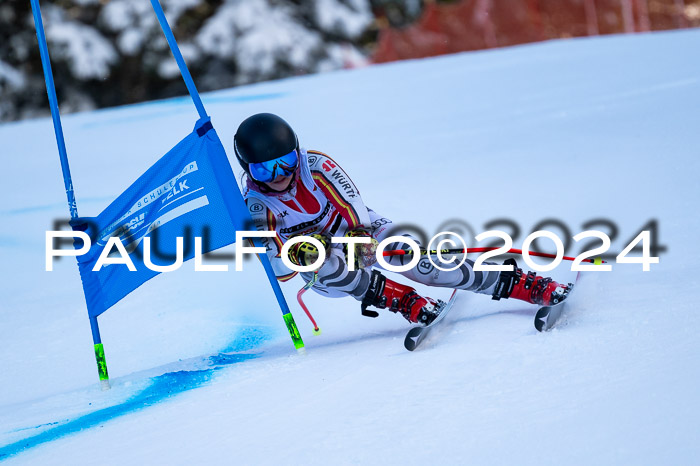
[234,113,299,177]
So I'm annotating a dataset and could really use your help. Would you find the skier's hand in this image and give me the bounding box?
[287,233,330,268]
[343,228,378,269]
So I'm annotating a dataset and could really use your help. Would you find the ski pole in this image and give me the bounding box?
[297,273,322,335]
[383,247,606,264]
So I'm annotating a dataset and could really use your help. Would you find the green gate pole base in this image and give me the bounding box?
[94,343,111,390]
[283,313,305,353]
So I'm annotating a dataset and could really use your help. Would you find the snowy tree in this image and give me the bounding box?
[0,1,42,120]
[0,59,27,121]
[0,0,377,121]
[6,0,695,122]
[193,0,372,88]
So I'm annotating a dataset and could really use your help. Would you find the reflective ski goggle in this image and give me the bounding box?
[249,150,299,183]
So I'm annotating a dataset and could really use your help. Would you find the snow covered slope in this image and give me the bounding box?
[1,30,699,464]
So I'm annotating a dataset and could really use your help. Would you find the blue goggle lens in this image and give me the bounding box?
[249,150,299,183]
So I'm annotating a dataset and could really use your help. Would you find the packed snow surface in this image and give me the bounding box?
[1,30,699,465]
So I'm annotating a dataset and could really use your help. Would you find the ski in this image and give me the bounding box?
[534,301,568,332]
[404,289,459,351]
[534,273,580,332]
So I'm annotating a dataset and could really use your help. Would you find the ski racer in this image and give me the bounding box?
[236,113,571,325]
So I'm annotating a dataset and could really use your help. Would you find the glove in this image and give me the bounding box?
[287,233,330,268]
[343,228,378,270]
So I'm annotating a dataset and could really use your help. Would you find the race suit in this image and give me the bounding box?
[243,149,500,300]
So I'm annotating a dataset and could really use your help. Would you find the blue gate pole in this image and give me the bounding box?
[149,0,207,120]
[30,0,110,389]
[150,0,305,352]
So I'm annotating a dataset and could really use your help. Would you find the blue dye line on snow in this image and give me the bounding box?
[8,421,63,434]
[202,92,288,104]
[0,326,272,461]
[0,196,115,217]
[123,91,287,109]
[79,92,288,129]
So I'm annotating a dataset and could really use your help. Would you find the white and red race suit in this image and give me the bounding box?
[243,149,500,300]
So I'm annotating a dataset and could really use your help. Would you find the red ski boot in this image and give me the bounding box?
[492,259,571,306]
[361,270,439,325]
